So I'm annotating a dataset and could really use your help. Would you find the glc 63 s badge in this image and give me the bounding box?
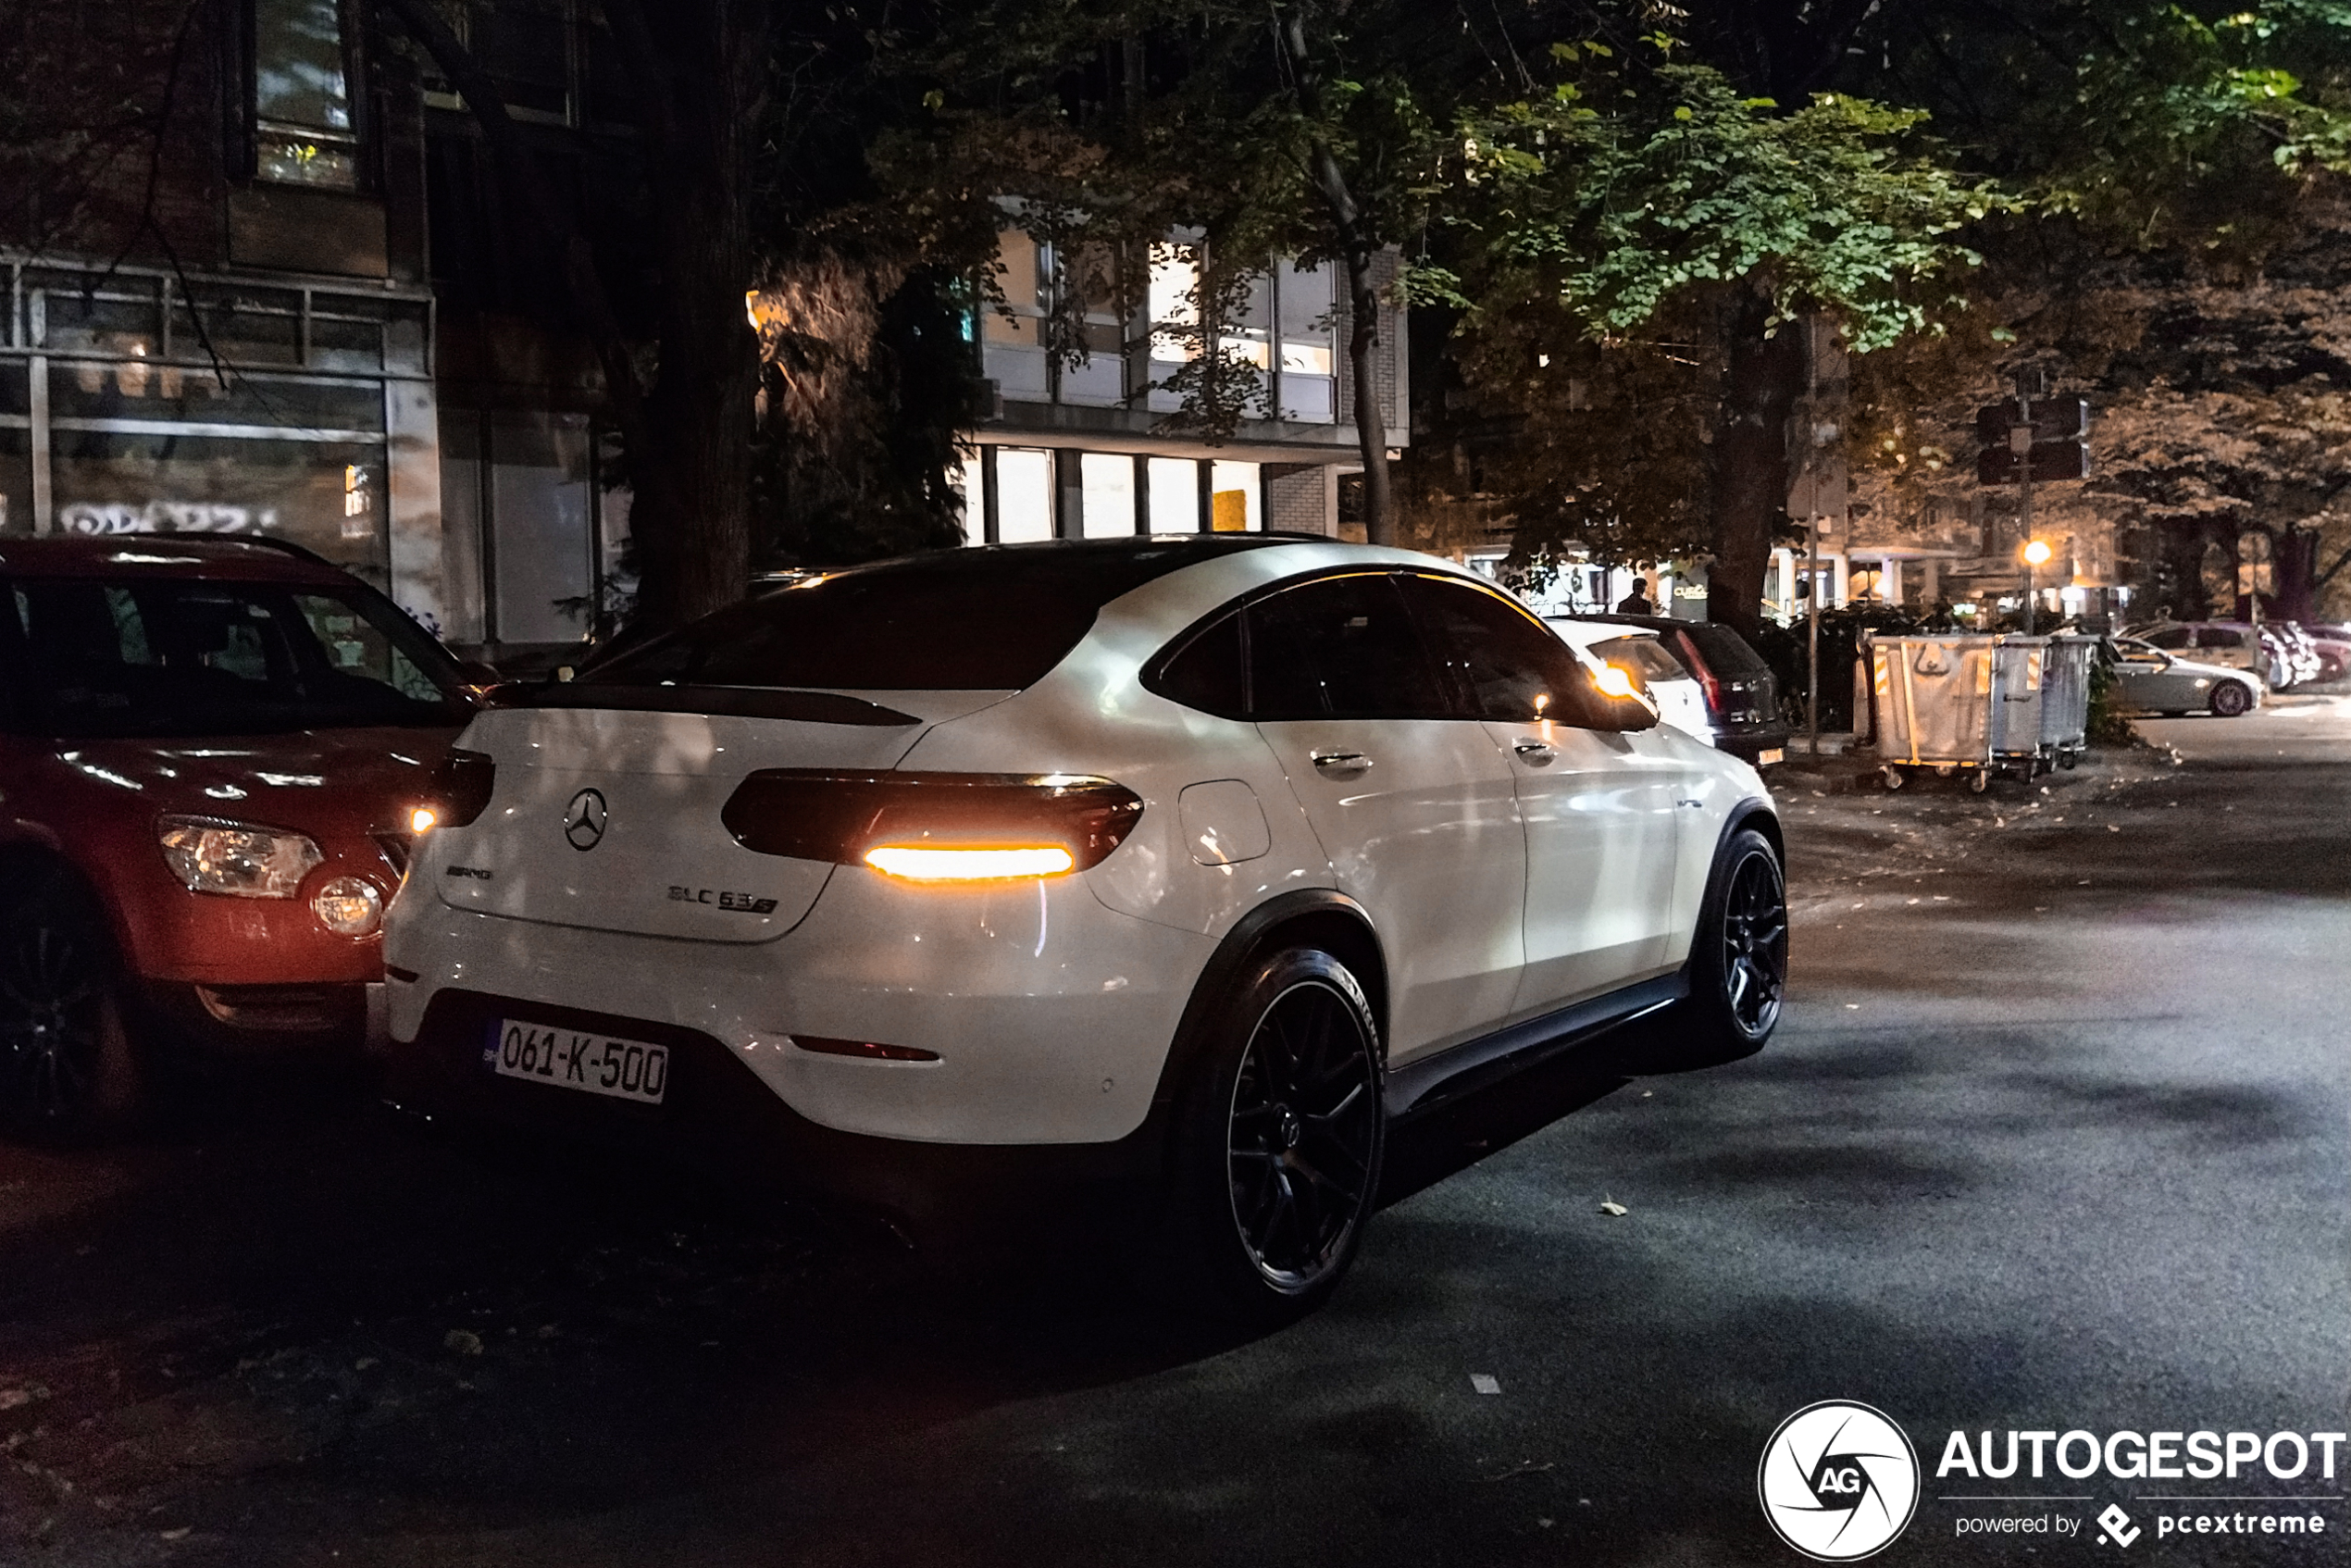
[666,885,780,915]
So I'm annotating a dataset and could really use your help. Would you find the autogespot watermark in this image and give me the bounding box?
[1759,1400,1922,1562]
[1760,1407,2346,1556]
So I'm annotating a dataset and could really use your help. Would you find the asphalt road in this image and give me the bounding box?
[2,702,2345,1567]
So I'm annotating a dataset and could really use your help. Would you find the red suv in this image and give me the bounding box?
[0,537,477,1138]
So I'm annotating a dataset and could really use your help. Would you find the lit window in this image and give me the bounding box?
[1150,243,1200,364]
[253,0,359,190]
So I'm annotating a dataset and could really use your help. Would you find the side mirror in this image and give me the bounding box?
[1586,664,1660,731]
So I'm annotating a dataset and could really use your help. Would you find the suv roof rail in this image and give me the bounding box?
[215,535,338,570]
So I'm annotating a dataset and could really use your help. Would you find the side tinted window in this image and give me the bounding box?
[1248,573,1452,721]
[1401,574,1598,726]
[1151,610,1248,718]
[2144,627,2193,650]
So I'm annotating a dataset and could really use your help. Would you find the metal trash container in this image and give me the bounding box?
[1866,633,2057,792]
[2036,636,2097,769]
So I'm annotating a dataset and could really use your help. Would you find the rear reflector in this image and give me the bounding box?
[424,749,496,828]
[721,772,1143,877]
[791,1035,940,1063]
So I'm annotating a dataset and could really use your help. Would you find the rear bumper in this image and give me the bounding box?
[386,987,1167,1225]
[1714,725,1792,764]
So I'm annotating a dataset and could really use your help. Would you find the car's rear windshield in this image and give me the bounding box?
[1590,635,1689,685]
[0,574,466,738]
[579,539,1290,694]
[1677,624,1772,678]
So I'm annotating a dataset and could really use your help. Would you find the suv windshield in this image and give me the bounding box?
[3,575,466,738]
[582,539,1289,694]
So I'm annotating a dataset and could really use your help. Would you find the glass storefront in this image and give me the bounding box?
[0,256,432,597]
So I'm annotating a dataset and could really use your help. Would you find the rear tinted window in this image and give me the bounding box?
[582,541,1284,692]
[1677,623,1771,678]
[1591,634,1689,685]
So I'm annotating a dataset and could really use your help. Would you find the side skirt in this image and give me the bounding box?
[1383,973,1686,1123]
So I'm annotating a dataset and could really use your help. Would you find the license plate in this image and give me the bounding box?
[1759,747,1785,765]
[487,1018,669,1105]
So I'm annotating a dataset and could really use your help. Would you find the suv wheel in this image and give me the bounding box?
[1152,948,1384,1324]
[1679,828,1787,1054]
[0,875,138,1142]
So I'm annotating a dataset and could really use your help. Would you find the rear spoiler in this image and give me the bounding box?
[482,682,920,728]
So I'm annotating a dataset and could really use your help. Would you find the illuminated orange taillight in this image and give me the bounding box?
[721,771,1142,881]
[863,844,1077,882]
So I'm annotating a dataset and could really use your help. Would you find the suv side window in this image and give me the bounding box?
[2199,628,2245,650]
[1150,610,1248,719]
[2144,627,2193,650]
[1398,573,1600,726]
[1247,573,1452,720]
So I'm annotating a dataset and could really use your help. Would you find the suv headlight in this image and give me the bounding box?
[158,816,324,898]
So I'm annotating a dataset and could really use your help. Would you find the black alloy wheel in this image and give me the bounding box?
[1716,841,1789,1042]
[1225,978,1381,1292]
[1151,946,1385,1324]
[0,881,127,1140]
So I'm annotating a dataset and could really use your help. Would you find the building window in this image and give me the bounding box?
[253,0,360,190]
[1275,259,1336,422]
[441,409,617,646]
[993,448,1054,542]
[1210,459,1260,532]
[1148,456,1198,533]
[1149,243,1200,367]
[1078,453,1137,538]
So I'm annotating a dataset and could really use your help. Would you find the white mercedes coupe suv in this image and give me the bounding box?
[383,538,1785,1320]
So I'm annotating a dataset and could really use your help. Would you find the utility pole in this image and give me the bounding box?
[2013,376,2037,636]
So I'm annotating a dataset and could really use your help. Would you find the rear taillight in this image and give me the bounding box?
[1677,634,1723,715]
[418,749,496,832]
[720,771,1144,883]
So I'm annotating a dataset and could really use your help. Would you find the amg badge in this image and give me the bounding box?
[668,885,779,915]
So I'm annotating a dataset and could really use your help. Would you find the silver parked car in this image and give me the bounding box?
[2109,637,2261,717]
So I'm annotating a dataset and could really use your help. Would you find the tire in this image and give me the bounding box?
[1676,828,1787,1056]
[2210,681,2252,717]
[0,871,140,1143]
[1880,766,1906,790]
[2058,749,2079,770]
[1149,947,1385,1325]
[1969,769,1992,793]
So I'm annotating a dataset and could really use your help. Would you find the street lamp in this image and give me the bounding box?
[2021,538,2054,634]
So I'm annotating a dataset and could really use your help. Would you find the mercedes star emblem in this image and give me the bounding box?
[563,787,608,851]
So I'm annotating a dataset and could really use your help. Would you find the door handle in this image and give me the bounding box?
[1311,750,1373,777]
[1512,740,1557,765]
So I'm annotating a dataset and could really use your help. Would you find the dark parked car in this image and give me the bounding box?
[0,536,479,1139]
[1566,614,1790,764]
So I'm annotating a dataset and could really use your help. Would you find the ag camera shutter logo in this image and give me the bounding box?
[1760,1400,1921,1561]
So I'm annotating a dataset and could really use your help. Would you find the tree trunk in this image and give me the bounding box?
[1706,280,1802,639]
[603,0,767,628]
[630,125,758,624]
[1337,225,1395,548]
[1279,9,1394,547]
